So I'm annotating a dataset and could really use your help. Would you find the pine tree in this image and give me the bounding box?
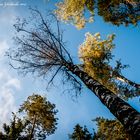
[70,118,132,140]
[0,94,58,140]
[19,94,58,140]
[0,113,29,140]
[69,124,94,140]
[94,117,132,140]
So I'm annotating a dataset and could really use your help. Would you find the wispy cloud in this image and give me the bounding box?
[0,7,22,125]
[0,70,21,125]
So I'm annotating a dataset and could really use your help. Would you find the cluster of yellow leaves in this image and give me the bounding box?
[54,0,140,28]
[79,33,114,59]
[79,32,118,93]
[55,0,94,29]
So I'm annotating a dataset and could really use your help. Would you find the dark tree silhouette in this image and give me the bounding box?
[69,124,94,140]
[0,113,29,140]
[98,0,140,26]
[7,9,140,139]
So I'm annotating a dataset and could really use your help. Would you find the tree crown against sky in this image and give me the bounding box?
[79,32,140,99]
[19,94,58,139]
[69,124,94,140]
[94,117,132,140]
[55,0,140,29]
[70,117,133,140]
[7,8,82,95]
[0,94,58,140]
[0,113,28,140]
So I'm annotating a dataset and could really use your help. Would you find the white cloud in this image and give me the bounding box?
[5,78,21,90]
[0,1,24,128]
[0,70,21,125]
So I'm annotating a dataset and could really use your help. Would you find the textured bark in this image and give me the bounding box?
[64,62,140,139]
[116,73,140,89]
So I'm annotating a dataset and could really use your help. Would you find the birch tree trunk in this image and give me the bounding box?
[64,62,140,139]
[116,73,140,89]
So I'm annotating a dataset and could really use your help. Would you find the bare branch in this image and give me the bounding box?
[7,8,82,95]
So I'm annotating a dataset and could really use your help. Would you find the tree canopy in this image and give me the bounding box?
[70,117,132,140]
[0,94,58,140]
[0,113,28,140]
[69,124,94,140]
[55,0,140,29]
[19,94,58,139]
[79,32,140,99]
[94,117,132,140]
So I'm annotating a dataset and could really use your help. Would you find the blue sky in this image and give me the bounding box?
[0,0,140,139]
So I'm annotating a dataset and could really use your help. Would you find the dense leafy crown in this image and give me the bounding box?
[55,0,94,29]
[0,113,28,140]
[79,32,139,99]
[19,94,58,138]
[55,0,140,28]
[69,124,94,140]
[79,32,117,93]
[95,117,132,140]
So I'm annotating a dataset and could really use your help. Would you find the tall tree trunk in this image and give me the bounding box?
[29,115,36,140]
[64,62,140,139]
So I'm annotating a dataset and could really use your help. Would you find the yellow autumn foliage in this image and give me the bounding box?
[55,0,94,29]
[54,0,140,28]
[79,32,118,93]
